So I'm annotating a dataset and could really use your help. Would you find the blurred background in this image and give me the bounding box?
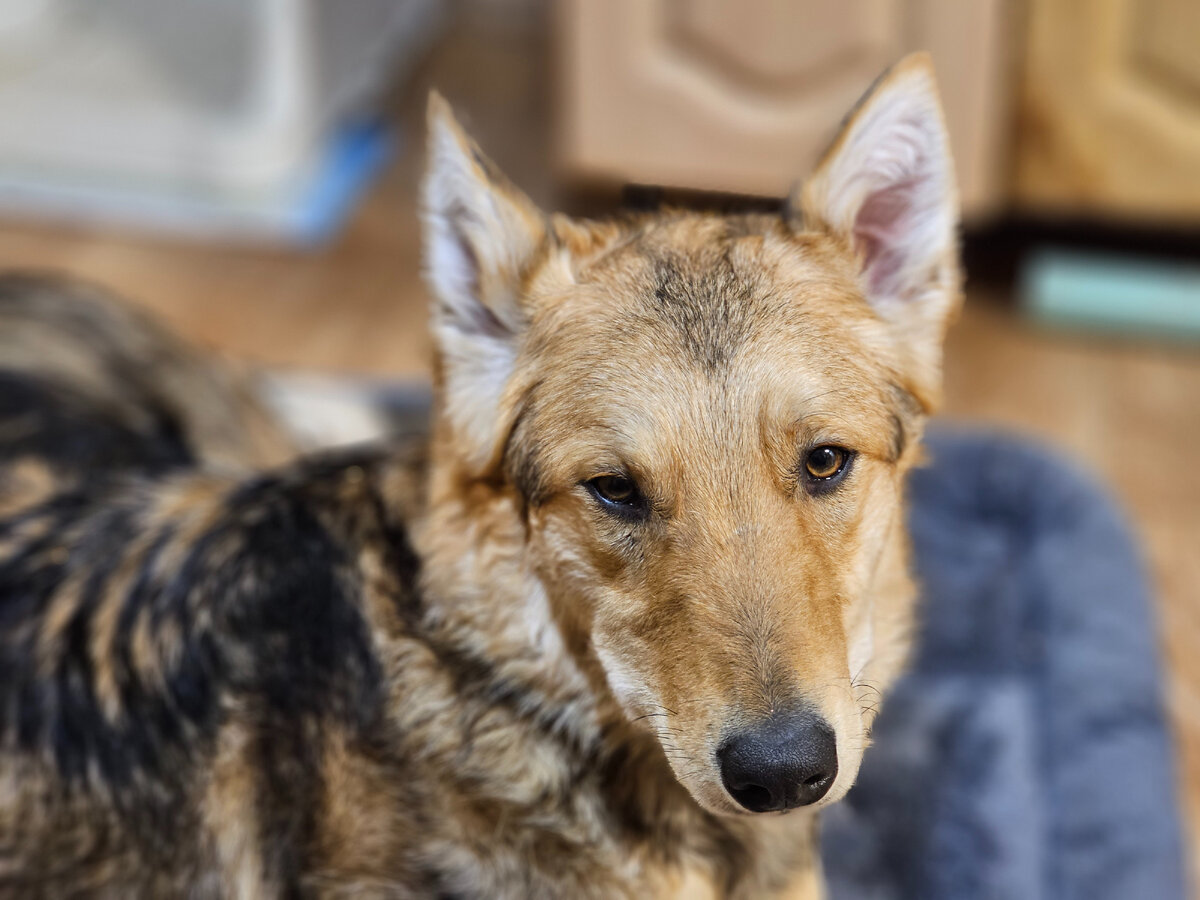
[0,0,1194,883]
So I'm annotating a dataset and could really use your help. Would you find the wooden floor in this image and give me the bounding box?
[0,11,1195,884]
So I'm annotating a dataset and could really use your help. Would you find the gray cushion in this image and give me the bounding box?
[822,428,1188,900]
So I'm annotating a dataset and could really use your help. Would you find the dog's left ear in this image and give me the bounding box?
[422,93,548,471]
[790,53,960,410]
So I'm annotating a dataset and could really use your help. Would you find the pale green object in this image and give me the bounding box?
[1021,250,1200,340]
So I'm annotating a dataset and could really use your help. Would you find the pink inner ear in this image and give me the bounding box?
[854,175,921,302]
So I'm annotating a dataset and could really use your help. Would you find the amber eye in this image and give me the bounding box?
[586,474,644,514]
[803,445,853,486]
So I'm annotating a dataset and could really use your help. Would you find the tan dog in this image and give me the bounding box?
[0,54,958,897]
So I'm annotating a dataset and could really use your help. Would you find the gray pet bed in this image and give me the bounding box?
[821,428,1188,899]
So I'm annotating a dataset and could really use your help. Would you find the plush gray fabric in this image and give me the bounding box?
[822,428,1188,900]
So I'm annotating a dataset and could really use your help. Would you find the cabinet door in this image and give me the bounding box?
[556,0,1013,220]
[1016,0,1200,222]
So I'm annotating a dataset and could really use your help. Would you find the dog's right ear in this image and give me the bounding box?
[422,93,547,471]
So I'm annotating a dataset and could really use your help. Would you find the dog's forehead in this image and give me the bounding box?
[544,212,884,376]
[579,213,800,306]
[519,214,905,457]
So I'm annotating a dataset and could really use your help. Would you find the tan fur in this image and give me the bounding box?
[401,52,960,895]
[0,55,959,898]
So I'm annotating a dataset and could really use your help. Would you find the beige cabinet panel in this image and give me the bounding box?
[556,0,1015,220]
[1017,0,1200,222]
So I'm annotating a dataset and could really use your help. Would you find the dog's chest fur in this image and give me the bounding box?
[312,598,822,897]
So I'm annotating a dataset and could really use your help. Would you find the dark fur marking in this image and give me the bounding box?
[888,412,907,463]
[1,462,387,801]
[51,500,146,783]
[0,512,76,751]
[502,388,550,510]
[0,373,194,476]
[0,489,93,545]
[648,251,758,374]
[112,522,191,779]
[887,382,923,461]
[216,475,383,729]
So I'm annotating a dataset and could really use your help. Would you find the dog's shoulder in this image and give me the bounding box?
[0,438,431,894]
[0,440,427,769]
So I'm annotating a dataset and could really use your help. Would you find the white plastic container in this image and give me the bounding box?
[0,0,442,241]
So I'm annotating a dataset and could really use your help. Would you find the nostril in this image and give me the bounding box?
[797,769,835,803]
[719,744,787,813]
[728,783,773,813]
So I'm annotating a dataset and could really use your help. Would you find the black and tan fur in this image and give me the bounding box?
[0,55,960,897]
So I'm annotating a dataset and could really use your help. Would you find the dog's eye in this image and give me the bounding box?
[804,446,847,479]
[586,474,644,512]
[802,446,854,492]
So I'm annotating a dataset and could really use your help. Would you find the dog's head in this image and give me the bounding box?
[422,54,960,817]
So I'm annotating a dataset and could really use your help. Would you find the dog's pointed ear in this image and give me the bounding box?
[422,92,547,470]
[790,53,960,410]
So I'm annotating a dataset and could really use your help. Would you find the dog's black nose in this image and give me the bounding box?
[717,710,838,812]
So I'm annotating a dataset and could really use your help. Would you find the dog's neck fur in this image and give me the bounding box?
[413,417,610,745]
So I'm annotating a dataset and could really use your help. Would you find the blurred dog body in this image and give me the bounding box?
[0,55,959,898]
[0,275,296,477]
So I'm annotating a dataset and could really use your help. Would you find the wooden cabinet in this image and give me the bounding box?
[1016,0,1200,223]
[556,0,1016,221]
